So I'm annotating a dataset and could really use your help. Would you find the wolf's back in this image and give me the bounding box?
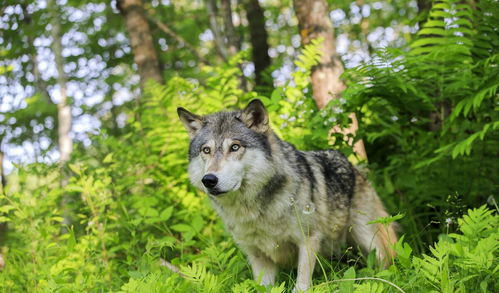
[277,142,397,264]
[275,140,356,211]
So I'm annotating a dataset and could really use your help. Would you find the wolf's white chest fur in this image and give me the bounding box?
[211,191,305,265]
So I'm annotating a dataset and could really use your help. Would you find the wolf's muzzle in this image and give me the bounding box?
[202,174,218,188]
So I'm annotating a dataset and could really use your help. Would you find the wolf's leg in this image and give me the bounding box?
[247,253,278,286]
[349,212,397,266]
[349,177,397,266]
[295,234,321,292]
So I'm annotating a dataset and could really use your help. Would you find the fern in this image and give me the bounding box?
[411,206,498,292]
[340,0,498,249]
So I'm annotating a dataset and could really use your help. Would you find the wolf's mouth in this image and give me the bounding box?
[207,182,240,196]
[208,188,227,196]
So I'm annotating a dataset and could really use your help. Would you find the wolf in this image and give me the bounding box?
[178,100,397,291]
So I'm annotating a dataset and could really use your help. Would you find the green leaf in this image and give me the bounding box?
[171,224,193,233]
[68,164,81,175]
[340,267,356,293]
[368,213,404,225]
[103,153,114,163]
[160,206,174,221]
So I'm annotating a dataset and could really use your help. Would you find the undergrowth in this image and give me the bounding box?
[0,0,497,291]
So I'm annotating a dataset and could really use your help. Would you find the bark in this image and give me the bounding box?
[0,133,6,271]
[293,0,367,160]
[429,99,451,131]
[294,0,345,107]
[205,0,228,60]
[244,0,272,88]
[48,0,73,164]
[0,140,5,192]
[221,0,240,56]
[221,0,248,91]
[118,0,163,88]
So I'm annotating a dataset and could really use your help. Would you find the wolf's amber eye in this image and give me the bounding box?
[230,144,240,152]
[202,147,211,154]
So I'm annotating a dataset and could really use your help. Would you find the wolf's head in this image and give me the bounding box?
[177,100,274,197]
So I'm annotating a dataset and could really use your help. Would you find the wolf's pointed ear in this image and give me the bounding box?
[241,99,269,133]
[177,107,204,137]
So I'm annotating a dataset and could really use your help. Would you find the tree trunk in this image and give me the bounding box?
[244,0,272,88]
[205,0,228,60]
[221,0,241,56]
[118,0,163,88]
[220,0,249,91]
[293,0,345,107]
[293,0,367,160]
[0,249,4,269]
[48,0,73,165]
[0,120,6,271]
[0,142,5,192]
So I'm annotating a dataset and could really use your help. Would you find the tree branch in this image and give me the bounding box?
[146,13,210,65]
[160,258,186,278]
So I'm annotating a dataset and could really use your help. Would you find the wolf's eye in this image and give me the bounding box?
[230,144,240,152]
[202,147,211,154]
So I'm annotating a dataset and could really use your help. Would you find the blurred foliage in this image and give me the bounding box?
[0,0,498,292]
[0,0,421,158]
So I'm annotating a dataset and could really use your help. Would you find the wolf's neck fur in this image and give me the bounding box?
[210,132,291,218]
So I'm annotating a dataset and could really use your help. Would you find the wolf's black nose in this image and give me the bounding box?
[202,174,218,188]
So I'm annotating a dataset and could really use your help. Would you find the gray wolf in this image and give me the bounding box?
[177,100,397,291]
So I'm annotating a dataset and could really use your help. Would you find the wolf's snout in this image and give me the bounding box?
[202,174,218,188]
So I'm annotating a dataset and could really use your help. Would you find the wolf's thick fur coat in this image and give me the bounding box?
[178,100,397,291]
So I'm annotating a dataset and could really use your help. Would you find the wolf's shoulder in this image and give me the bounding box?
[305,149,356,199]
[306,149,352,167]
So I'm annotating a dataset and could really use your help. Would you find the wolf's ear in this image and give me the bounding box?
[241,99,269,133]
[177,107,204,137]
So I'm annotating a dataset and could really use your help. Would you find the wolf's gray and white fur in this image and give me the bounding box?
[178,100,397,291]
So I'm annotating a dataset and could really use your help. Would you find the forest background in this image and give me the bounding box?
[0,0,497,291]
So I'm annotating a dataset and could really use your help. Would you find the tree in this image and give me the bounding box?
[221,0,240,56]
[205,0,229,60]
[48,0,73,165]
[0,137,4,270]
[293,0,367,159]
[244,0,272,89]
[118,0,163,88]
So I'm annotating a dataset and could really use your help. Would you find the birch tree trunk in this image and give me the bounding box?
[293,0,367,160]
[118,0,163,88]
[244,0,272,88]
[48,0,73,165]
